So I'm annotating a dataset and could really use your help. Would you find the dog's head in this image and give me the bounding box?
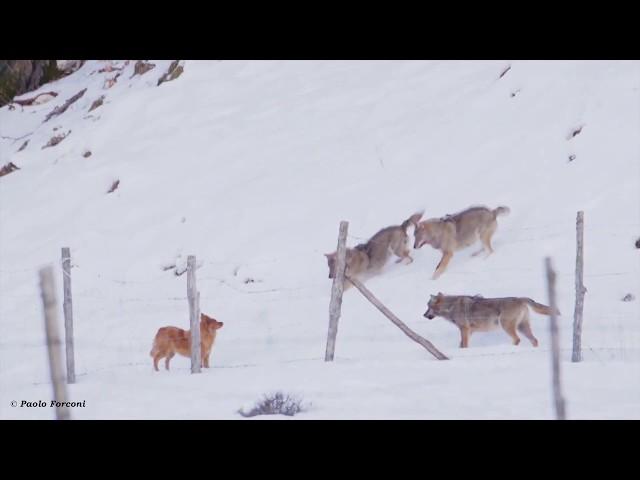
[413,223,432,249]
[325,252,337,279]
[201,313,224,331]
[424,293,445,319]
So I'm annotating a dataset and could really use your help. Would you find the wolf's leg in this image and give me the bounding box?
[502,320,521,345]
[394,247,414,264]
[459,326,471,348]
[480,224,497,257]
[433,251,453,279]
[164,352,175,370]
[517,311,538,347]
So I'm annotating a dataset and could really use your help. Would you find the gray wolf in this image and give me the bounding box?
[325,211,424,289]
[423,292,559,348]
[414,205,510,279]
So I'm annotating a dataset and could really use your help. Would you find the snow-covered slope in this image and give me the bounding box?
[1,60,639,419]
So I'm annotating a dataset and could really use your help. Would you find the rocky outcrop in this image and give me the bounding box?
[0,61,66,107]
[157,61,184,86]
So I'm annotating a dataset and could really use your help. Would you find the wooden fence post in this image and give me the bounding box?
[39,266,71,420]
[545,257,566,420]
[187,255,201,374]
[325,221,348,362]
[572,211,586,362]
[61,247,75,384]
[347,276,449,360]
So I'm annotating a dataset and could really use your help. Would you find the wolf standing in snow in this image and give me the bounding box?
[325,211,423,290]
[413,205,510,279]
[423,292,559,348]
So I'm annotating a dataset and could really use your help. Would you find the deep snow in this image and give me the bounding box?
[1,60,639,419]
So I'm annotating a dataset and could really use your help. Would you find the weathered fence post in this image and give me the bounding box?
[572,211,586,362]
[325,221,348,362]
[39,266,71,420]
[545,257,566,420]
[61,247,75,384]
[347,276,449,360]
[187,255,201,374]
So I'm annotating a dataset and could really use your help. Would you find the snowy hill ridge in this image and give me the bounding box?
[1,60,639,419]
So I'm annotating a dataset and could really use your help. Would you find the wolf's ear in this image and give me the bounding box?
[437,292,443,297]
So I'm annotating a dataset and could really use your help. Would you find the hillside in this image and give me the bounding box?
[1,60,638,419]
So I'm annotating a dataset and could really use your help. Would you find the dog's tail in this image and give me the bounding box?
[401,211,424,232]
[493,206,510,219]
[150,337,159,357]
[524,298,561,316]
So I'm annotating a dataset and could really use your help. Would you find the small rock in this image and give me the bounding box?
[42,130,71,149]
[157,61,184,86]
[622,293,635,302]
[131,60,156,78]
[17,139,29,152]
[635,238,640,249]
[107,179,120,194]
[83,150,92,158]
[0,162,20,178]
[88,96,105,112]
[568,125,584,140]
[568,154,576,162]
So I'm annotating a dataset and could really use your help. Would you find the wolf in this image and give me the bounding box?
[325,211,424,289]
[150,313,224,371]
[413,205,510,279]
[423,292,559,348]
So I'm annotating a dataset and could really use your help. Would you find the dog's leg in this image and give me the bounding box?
[433,251,453,279]
[153,355,161,372]
[202,350,210,368]
[165,352,175,370]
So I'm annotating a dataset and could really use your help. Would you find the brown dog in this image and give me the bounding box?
[150,313,224,371]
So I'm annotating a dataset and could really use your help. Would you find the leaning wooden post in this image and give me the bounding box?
[39,266,71,420]
[545,257,566,420]
[347,276,449,360]
[325,221,348,362]
[572,211,586,362]
[187,256,201,374]
[61,247,75,384]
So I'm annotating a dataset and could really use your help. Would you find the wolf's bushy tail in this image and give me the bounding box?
[524,298,560,316]
[493,206,510,218]
[401,211,424,232]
